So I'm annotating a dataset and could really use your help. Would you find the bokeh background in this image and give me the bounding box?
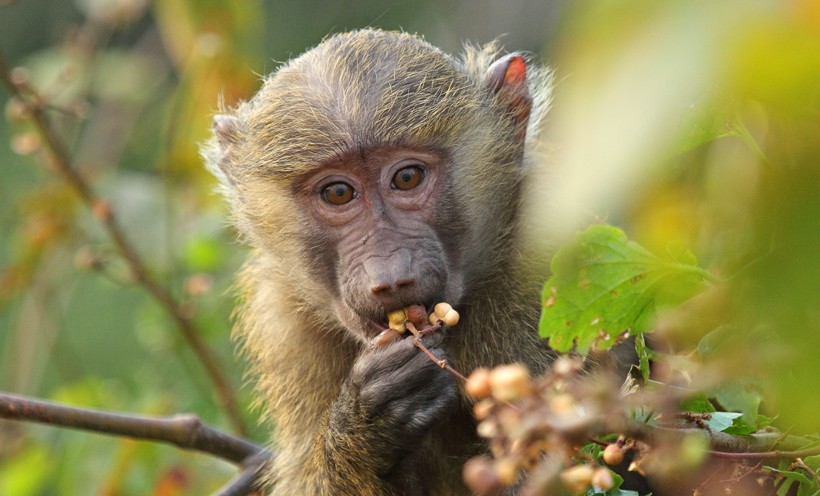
[1,0,818,494]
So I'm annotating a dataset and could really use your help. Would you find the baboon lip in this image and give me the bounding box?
[370,318,389,333]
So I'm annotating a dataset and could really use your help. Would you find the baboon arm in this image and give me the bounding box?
[263,371,407,496]
[254,315,453,495]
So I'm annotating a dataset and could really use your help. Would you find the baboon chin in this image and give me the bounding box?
[204,28,554,495]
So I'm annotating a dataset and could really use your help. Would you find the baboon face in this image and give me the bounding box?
[207,30,534,344]
[292,145,464,342]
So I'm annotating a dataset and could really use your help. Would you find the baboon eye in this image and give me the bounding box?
[322,182,355,205]
[392,166,424,190]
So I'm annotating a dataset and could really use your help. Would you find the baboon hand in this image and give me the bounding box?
[327,333,458,473]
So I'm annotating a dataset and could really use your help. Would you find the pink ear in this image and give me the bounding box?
[485,54,532,142]
[213,114,243,149]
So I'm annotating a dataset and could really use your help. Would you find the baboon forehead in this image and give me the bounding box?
[242,30,484,177]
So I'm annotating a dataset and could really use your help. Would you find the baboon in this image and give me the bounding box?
[204,29,554,495]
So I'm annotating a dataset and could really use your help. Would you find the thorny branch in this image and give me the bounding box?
[0,47,247,436]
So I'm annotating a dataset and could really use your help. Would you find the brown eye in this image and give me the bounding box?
[392,166,424,190]
[322,182,355,205]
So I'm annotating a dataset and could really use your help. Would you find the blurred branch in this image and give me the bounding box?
[625,419,820,460]
[542,409,819,460]
[213,451,271,496]
[0,46,247,436]
[0,392,271,495]
[0,392,264,463]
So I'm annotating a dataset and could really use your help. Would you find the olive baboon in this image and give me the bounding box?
[204,29,554,495]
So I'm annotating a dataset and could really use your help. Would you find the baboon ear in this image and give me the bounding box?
[485,54,532,141]
[213,113,244,149]
[206,114,245,186]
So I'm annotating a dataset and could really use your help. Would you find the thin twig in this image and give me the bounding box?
[587,437,609,447]
[794,458,820,487]
[718,461,763,484]
[406,321,470,382]
[709,446,820,460]
[0,47,247,435]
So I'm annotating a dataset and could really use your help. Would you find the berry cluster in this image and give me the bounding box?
[463,357,629,495]
[375,303,460,347]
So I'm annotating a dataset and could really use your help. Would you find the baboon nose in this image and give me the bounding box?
[364,249,416,302]
[370,277,416,295]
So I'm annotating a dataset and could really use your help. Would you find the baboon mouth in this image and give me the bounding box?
[367,302,453,348]
[370,303,433,347]
[370,302,432,332]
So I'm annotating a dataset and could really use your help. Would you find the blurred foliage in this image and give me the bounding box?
[0,0,270,491]
[527,0,818,492]
[0,0,818,494]
[0,0,567,494]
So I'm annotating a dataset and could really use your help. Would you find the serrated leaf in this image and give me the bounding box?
[539,225,710,353]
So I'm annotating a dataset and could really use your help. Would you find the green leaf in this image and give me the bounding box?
[680,393,716,413]
[707,412,743,432]
[673,96,737,155]
[696,325,736,359]
[803,456,820,473]
[723,423,757,436]
[756,415,776,430]
[712,381,763,426]
[764,467,812,485]
[539,225,710,353]
[635,334,651,382]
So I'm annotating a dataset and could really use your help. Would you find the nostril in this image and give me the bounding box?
[371,283,391,294]
[371,278,415,295]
